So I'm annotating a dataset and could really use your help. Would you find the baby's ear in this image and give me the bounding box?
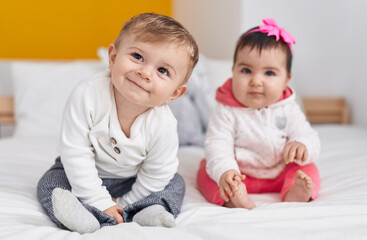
[165,85,187,104]
[108,44,117,71]
[286,72,292,83]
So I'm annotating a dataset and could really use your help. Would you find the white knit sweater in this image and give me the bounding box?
[58,71,179,211]
[205,92,320,184]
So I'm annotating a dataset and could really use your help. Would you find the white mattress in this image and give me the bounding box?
[0,125,367,239]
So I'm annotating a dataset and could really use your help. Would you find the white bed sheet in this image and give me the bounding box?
[0,125,367,239]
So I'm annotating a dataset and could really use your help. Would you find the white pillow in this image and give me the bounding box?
[97,47,109,68]
[204,58,233,110]
[11,60,105,137]
[167,54,214,145]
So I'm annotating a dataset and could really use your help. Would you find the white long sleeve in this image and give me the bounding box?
[205,92,320,183]
[204,105,240,184]
[286,102,320,165]
[59,71,179,211]
[116,111,179,207]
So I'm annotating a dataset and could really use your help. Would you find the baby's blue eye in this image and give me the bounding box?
[158,67,168,75]
[133,53,143,61]
[265,71,275,76]
[241,68,251,74]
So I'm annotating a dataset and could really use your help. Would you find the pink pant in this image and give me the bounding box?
[197,159,320,206]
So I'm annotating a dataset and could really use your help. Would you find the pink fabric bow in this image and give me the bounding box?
[250,18,296,54]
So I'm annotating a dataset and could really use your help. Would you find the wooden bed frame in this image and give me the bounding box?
[302,97,349,125]
[0,96,349,130]
[0,97,15,124]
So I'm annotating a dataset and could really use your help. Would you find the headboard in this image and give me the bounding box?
[0,97,14,124]
[0,96,349,126]
[302,97,349,125]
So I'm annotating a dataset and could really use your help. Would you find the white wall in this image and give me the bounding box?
[241,0,367,126]
[345,1,367,126]
[173,0,242,59]
[173,0,367,127]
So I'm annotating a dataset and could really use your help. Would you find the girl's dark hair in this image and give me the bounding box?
[233,27,293,73]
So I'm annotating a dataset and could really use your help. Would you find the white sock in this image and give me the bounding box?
[132,204,176,228]
[52,188,100,233]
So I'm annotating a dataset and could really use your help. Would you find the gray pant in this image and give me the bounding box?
[37,157,185,230]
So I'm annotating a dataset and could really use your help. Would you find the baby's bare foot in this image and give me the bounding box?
[225,182,255,209]
[284,170,314,202]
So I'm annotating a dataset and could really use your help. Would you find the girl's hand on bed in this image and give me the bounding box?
[283,141,308,164]
[104,205,124,224]
[219,170,246,202]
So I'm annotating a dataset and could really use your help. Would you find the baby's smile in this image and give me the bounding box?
[126,77,151,93]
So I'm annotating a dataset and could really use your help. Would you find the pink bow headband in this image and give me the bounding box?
[249,18,296,55]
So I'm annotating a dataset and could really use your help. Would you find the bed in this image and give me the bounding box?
[1,54,367,239]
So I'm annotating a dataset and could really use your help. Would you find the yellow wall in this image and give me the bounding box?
[0,0,171,59]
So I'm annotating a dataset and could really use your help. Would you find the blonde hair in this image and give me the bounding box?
[114,13,199,82]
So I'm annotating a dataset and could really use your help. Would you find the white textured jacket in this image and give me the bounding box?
[205,91,320,184]
[58,71,179,211]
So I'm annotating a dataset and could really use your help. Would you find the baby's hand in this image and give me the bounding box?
[104,205,124,224]
[283,141,308,164]
[219,169,246,202]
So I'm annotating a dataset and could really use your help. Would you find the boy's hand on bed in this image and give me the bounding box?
[283,141,308,164]
[219,170,246,202]
[104,205,124,224]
